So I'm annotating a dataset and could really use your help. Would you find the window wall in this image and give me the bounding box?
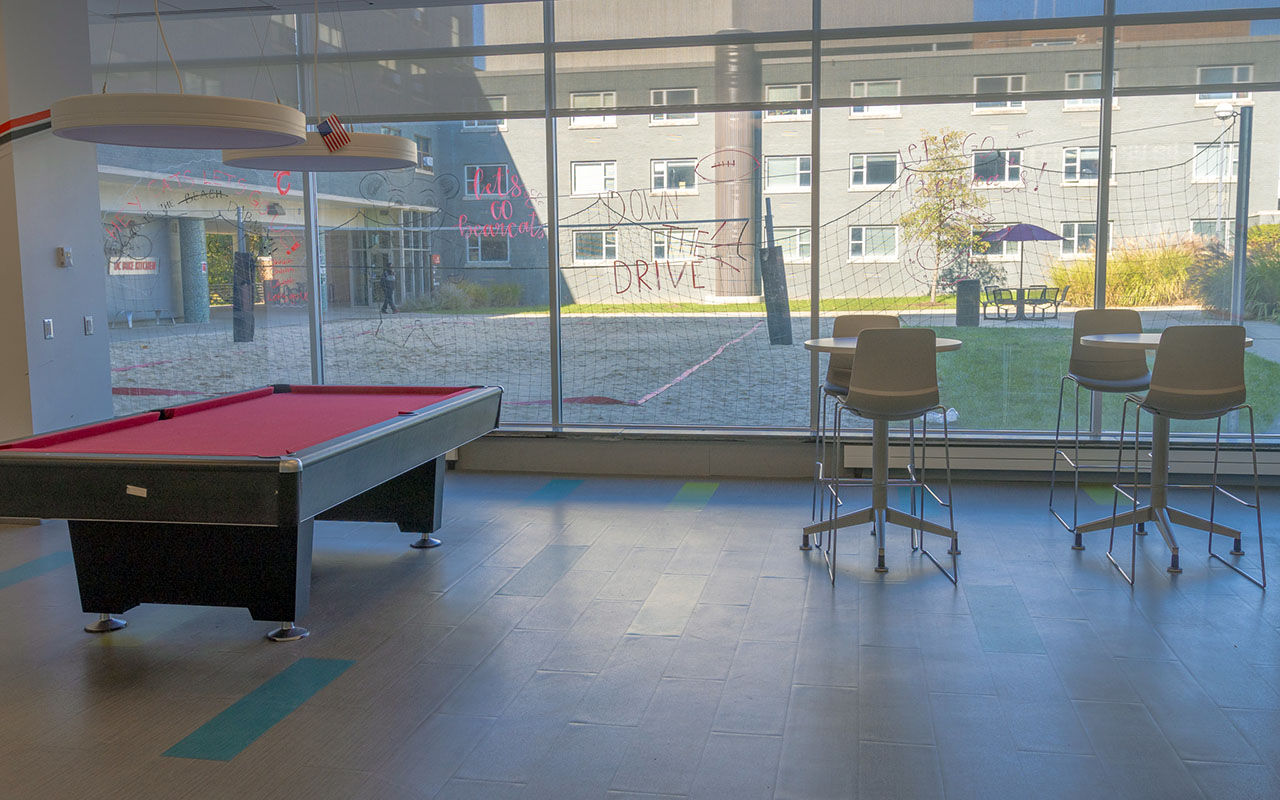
[89,1,1280,439]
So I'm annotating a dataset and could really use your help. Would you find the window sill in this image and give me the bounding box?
[649,118,699,126]
[568,122,618,130]
[650,189,699,196]
[461,125,508,133]
[848,185,898,192]
[763,188,812,194]
[849,111,902,119]
[763,115,813,122]
[971,108,1027,115]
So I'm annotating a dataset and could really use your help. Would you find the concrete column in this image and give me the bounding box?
[713,34,761,298]
[0,0,112,438]
[179,217,210,323]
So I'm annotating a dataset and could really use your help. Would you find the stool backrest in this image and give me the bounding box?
[825,314,900,391]
[1146,325,1247,417]
[1069,308,1150,383]
[845,328,939,418]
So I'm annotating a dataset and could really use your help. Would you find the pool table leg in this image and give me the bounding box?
[316,455,446,549]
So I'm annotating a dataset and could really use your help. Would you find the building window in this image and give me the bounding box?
[571,161,617,195]
[465,164,510,197]
[974,75,1025,111]
[651,159,697,193]
[467,234,509,263]
[652,228,701,261]
[1197,65,1252,103]
[972,149,1022,185]
[573,230,617,264]
[764,155,812,192]
[764,83,812,119]
[849,226,898,260]
[463,95,507,130]
[1060,222,1097,256]
[1193,143,1239,182]
[1064,71,1119,109]
[851,80,900,117]
[977,226,1021,259]
[771,227,811,262]
[1062,146,1110,184]
[415,135,432,171]
[650,88,697,124]
[569,91,616,128]
[849,153,899,189]
[1192,219,1235,250]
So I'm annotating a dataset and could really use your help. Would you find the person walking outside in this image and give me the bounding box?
[379,266,398,313]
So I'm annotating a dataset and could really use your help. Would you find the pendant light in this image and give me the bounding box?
[52,2,305,150]
[222,1,417,172]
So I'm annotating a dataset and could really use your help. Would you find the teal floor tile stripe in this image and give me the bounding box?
[0,551,73,591]
[669,481,719,509]
[528,478,584,503]
[164,657,354,762]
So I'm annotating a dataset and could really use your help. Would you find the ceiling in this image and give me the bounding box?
[88,0,526,21]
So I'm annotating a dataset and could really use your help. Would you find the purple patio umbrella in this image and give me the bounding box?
[980,223,1064,291]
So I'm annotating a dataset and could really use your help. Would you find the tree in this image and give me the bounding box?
[897,128,992,301]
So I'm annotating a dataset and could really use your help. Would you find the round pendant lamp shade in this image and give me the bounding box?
[51,93,307,149]
[223,131,419,172]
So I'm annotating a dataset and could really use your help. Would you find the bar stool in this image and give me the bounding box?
[1049,309,1151,548]
[1110,325,1264,588]
[811,314,900,532]
[828,327,958,582]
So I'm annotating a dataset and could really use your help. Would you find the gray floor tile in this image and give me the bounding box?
[434,779,527,800]
[965,584,1047,654]
[792,604,859,688]
[740,577,807,642]
[712,640,796,735]
[437,628,563,717]
[774,685,857,800]
[540,599,642,673]
[664,603,750,680]
[858,645,935,745]
[687,732,781,800]
[915,612,995,696]
[930,692,1032,799]
[1186,761,1280,800]
[573,634,679,726]
[699,549,766,606]
[611,678,723,795]
[597,548,675,602]
[498,545,589,597]
[516,570,613,631]
[1017,752,1118,800]
[628,573,708,636]
[858,741,944,800]
[523,723,635,800]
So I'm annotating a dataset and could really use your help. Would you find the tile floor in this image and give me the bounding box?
[0,473,1277,799]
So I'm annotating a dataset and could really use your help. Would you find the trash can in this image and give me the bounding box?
[955,279,980,327]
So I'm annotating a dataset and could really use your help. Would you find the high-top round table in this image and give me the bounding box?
[1073,332,1253,573]
[801,336,962,574]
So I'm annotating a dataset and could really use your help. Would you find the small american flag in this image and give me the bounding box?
[316,114,351,151]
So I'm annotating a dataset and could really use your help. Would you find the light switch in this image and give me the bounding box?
[43,319,53,339]
[83,316,94,335]
[55,247,72,267]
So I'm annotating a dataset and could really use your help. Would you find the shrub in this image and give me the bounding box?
[486,282,523,308]
[432,282,473,310]
[936,254,1007,294]
[1190,225,1280,319]
[1048,238,1199,308]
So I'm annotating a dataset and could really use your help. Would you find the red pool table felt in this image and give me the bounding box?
[0,385,478,458]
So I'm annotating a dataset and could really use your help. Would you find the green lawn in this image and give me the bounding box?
[931,327,1280,433]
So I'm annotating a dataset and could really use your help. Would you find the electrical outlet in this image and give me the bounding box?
[43,319,53,339]
[55,247,72,268]
[83,316,94,335]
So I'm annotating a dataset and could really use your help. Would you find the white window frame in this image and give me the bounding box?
[572,230,618,265]
[764,155,812,193]
[975,226,1021,260]
[772,227,811,263]
[651,159,697,194]
[849,226,898,262]
[569,91,617,128]
[849,152,900,190]
[973,75,1025,112]
[650,88,698,125]
[652,228,701,262]
[1196,65,1253,104]
[1060,222,1097,258]
[764,83,812,120]
[1193,142,1239,183]
[464,164,510,198]
[467,234,510,263]
[1064,71,1119,110]
[414,134,432,172]
[1062,146,1116,185]
[570,160,617,196]
[850,79,901,118]
[462,95,507,130]
[1192,219,1236,250]
[972,149,1023,186]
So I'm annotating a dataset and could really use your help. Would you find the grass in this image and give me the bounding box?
[931,326,1280,432]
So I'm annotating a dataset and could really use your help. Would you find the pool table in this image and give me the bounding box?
[0,384,502,641]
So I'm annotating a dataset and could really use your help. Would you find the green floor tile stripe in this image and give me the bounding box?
[1082,484,1119,506]
[669,481,719,509]
[164,657,354,762]
[0,551,73,591]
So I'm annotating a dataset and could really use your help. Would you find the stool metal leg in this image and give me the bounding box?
[1107,398,1138,587]
[1208,405,1267,588]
